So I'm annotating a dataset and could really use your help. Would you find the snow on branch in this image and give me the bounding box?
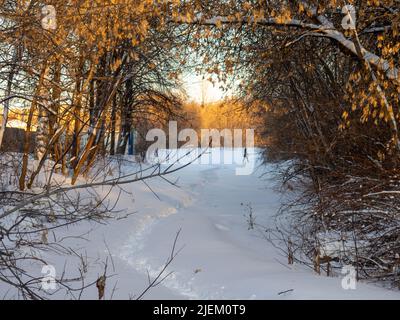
[172,5,399,83]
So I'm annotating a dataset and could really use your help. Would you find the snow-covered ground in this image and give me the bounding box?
[2,149,400,299]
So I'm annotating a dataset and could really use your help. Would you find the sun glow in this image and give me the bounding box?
[184,73,227,104]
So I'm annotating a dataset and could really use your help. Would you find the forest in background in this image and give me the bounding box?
[1,0,400,298]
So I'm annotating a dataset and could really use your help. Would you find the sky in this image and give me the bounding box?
[183,73,228,104]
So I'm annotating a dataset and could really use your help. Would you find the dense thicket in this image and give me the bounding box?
[232,2,400,286]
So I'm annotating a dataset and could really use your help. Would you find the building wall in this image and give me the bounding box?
[0,128,36,153]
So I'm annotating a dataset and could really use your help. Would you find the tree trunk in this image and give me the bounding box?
[110,95,117,156]
[19,65,49,190]
[0,47,19,149]
[35,66,51,160]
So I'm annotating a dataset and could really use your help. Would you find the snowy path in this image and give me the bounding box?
[101,151,400,300]
[9,150,399,300]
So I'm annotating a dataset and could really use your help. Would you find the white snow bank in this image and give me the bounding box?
[1,149,399,299]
